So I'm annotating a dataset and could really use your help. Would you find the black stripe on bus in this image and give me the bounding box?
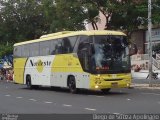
[23,57,29,84]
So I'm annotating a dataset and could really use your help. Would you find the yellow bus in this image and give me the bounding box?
[13,30,135,93]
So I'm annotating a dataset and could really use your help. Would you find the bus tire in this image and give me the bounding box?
[101,88,111,94]
[68,76,77,94]
[26,75,33,89]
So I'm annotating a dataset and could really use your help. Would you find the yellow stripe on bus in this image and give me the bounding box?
[51,54,83,72]
[14,58,27,84]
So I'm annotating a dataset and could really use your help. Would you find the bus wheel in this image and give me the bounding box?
[101,88,111,94]
[68,76,77,94]
[26,76,32,89]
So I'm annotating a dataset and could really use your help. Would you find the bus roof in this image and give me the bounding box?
[14,30,126,46]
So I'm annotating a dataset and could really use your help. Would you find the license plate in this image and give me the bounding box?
[111,82,118,87]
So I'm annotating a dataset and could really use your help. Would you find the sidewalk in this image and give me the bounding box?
[131,70,160,89]
[131,70,160,79]
[131,82,160,90]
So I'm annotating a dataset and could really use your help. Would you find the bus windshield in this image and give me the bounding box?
[91,35,130,74]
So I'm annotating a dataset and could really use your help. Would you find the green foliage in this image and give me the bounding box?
[87,0,160,37]
[83,2,99,30]
[0,0,160,58]
[0,44,13,58]
[105,0,148,31]
[0,0,45,43]
[54,0,86,31]
[152,0,160,25]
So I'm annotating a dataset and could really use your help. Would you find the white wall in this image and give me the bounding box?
[85,11,106,30]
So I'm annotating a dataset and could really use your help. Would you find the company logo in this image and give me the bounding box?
[30,59,51,73]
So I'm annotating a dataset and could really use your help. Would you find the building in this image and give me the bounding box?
[132,27,160,54]
[85,11,106,30]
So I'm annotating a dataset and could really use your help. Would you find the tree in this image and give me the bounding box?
[0,0,47,43]
[0,0,48,58]
[85,0,160,37]
[0,0,88,58]
[0,0,160,44]
[80,0,99,30]
[0,44,13,59]
[53,0,86,31]
[108,0,147,35]
[152,0,160,25]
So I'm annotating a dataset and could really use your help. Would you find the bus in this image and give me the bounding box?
[13,30,136,93]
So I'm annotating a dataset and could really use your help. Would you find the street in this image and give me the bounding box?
[0,80,160,114]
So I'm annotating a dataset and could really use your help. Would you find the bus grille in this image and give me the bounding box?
[104,79,123,81]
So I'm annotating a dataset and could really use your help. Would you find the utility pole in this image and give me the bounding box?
[148,0,152,87]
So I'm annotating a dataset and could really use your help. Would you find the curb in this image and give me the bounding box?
[131,83,160,90]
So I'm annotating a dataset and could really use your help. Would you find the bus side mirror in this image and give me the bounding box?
[129,43,137,56]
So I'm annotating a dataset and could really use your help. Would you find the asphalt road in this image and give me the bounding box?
[0,80,160,115]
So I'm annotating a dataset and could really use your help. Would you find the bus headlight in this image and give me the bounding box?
[95,85,99,89]
[127,83,130,87]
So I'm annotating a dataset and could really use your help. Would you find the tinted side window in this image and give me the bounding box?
[50,40,58,55]
[69,36,77,49]
[21,44,30,57]
[77,36,90,72]
[78,36,90,51]
[39,41,50,56]
[14,46,21,58]
[13,47,17,57]
[62,36,77,53]
[62,38,71,53]
[54,39,63,54]
[30,43,39,57]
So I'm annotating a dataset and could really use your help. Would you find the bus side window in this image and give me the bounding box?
[77,42,90,72]
[62,36,77,53]
[14,47,18,57]
[25,44,30,57]
[50,40,58,55]
[14,46,22,58]
[62,38,71,53]
[57,44,63,54]
[40,41,50,56]
[30,43,39,57]
[54,39,63,54]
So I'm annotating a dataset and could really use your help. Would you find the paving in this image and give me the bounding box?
[131,82,160,90]
[132,71,160,90]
